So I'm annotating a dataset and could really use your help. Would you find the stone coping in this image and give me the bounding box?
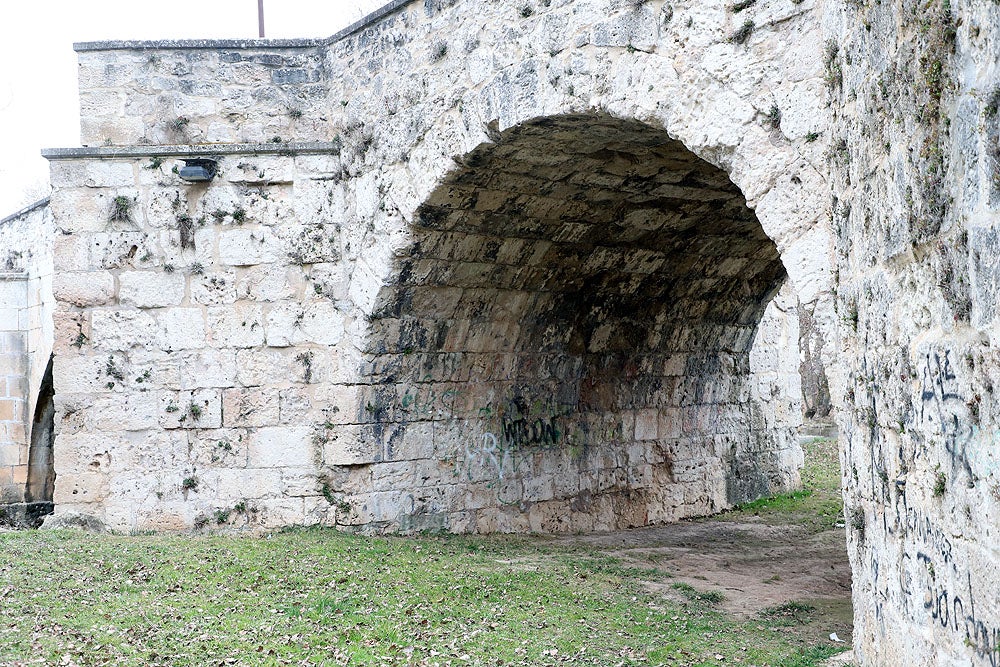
[41,142,341,161]
[0,198,49,227]
[0,273,29,281]
[74,0,413,52]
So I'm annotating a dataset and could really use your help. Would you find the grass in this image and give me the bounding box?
[0,528,844,666]
[760,602,817,626]
[717,437,845,533]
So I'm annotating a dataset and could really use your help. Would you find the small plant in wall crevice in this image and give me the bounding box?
[850,507,865,542]
[729,20,754,45]
[764,104,782,130]
[108,196,133,225]
[933,469,947,498]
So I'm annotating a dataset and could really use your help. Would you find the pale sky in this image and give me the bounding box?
[0,0,387,215]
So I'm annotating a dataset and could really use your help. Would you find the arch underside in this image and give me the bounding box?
[353,114,799,533]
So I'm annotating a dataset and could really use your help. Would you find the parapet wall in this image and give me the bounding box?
[75,39,328,148]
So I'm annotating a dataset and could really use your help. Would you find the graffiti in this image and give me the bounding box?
[917,348,979,481]
[883,492,1000,665]
[399,381,461,419]
[919,349,961,424]
[916,567,1000,665]
[462,431,520,482]
[499,395,574,450]
[901,506,953,564]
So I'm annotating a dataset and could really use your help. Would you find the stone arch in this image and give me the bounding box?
[337,0,834,323]
[350,112,803,532]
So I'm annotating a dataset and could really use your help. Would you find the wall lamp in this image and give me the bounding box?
[178,158,218,182]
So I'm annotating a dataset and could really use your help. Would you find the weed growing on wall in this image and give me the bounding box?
[108,196,133,225]
[729,20,754,44]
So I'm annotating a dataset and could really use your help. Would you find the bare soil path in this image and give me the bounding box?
[546,435,855,657]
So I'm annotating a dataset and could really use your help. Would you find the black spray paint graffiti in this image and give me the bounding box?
[916,566,1000,664]
[919,349,977,482]
[875,534,1000,665]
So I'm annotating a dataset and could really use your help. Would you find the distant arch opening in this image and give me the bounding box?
[25,355,55,516]
[356,114,802,533]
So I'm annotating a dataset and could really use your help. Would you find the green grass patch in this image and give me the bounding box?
[0,528,845,666]
[671,582,725,604]
[761,601,817,626]
[718,437,845,533]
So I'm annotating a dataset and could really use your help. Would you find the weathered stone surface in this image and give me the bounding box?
[829,0,1000,662]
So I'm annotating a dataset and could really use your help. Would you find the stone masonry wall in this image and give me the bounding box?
[0,199,55,515]
[831,0,1000,662]
[47,0,830,535]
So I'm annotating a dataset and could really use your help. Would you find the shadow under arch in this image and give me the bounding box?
[355,113,801,533]
[25,355,55,512]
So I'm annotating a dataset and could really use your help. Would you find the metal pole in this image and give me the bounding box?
[258,0,265,38]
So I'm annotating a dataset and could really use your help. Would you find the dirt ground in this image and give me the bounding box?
[555,517,853,637]
[550,434,855,661]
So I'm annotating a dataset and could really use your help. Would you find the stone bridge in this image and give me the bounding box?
[5,0,1000,663]
[41,0,831,533]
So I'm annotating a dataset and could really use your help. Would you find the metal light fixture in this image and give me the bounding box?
[178,158,218,182]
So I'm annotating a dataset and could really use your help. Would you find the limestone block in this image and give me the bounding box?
[116,431,190,473]
[277,387,314,425]
[176,348,236,390]
[52,271,115,307]
[523,474,555,502]
[264,302,304,347]
[52,355,111,394]
[52,234,91,272]
[281,468,322,497]
[155,308,206,350]
[119,271,186,308]
[201,468,283,500]
[299,301,345,346]
[49,189,110,234]
[236,265,295,302]
[302,496,338,527]
[305,263,349,302]
[91,310,159,350]
[191,271,237,305]
[207,304,266,348]
[88,232,151,270]
[591,6,658,51]
[256,497,307,528]
[222,387,280,427]
[234,348,298,387]
[124,348,182,390]
[247,426,313,468]
[89,391,161,432]
[635,409,658,441]
[371,461,419,492]
[53,471,107,505]
[323,424,380,465]
[53,159,134,188]
[218,229,279,266]
[187,428,249,468]
[159,389,222,430]
[386,421,435,461]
